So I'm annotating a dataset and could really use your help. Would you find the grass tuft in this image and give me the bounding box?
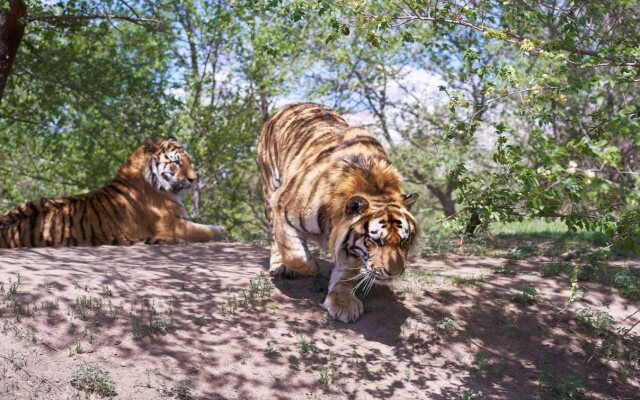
[575,308,614,336]
[172,379,194,399]
[297,334,320,355]
[70,364,117,397]
[511,285,538,305]
[613,270,640,299]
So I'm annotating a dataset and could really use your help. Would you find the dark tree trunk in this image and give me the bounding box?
[0,0,26,103]
[427,182,456,218]
[465,209,482,236]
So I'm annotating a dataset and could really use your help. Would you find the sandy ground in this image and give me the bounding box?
[0,242,638,400]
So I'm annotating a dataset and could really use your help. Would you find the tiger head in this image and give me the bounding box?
[341,193,419,284]
[142,137,198,195]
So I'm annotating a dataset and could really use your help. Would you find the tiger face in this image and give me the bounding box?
[343,194,419,284]
[143,137,197,195]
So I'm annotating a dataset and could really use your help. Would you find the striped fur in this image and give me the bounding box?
[0,138,225,248]
[258,103,419,322]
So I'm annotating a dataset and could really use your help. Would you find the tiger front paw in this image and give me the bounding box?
[269,264,296,278]
[323,289,364,323]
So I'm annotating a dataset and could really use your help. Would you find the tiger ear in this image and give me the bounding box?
[143,137,157,153]
[345,196,369,216]
[403,193,419,210]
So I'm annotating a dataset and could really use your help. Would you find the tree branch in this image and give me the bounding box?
[27,14,163,30]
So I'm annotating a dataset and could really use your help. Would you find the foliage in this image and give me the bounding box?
[70,364,117,397]
[575,308,614,336]
[289,0,640,250]
[613,270,640,299]
[0,0,313,240]
[540,373,584,400]
[171,379,194,400]
[511,285,538,305]
[0,0,639,251]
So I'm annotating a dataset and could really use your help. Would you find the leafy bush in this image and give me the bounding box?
[540,263,567,278]
[575,308,614,336]
[613,270,640,299]
[150,316,177,333]
[419,230,455,256]
[70,364,117,397]
[511,285,538,305]
[131,316,176,338]
[172,380,194,399]
[459,388,482,400]
[508,245,536,259]
[541,373,584,400]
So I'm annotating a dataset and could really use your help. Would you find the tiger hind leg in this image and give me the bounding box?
[270,213,318,277]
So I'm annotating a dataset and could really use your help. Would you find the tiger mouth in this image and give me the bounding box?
[362,265,394,281]
[171,182,192,193]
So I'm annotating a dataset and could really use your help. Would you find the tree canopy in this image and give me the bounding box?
[0,0,638,250]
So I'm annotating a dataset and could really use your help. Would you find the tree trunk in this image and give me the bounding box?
[426,183,456,218]
[0,0,26,103]
[190,179,201,218]
[258,91,270,122]
[465,209,482,236]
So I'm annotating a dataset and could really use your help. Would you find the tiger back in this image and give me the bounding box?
[258,103,419,323]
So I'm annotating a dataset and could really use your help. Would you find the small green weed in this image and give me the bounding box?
[493,263,517,276]
[419,230,454,256]
[462,236,489,255]
[435,317,460,334]
[405,270,437,285]
[613,270,639,299]
[131,316,176,338]
[264,341,279,356]
[70,364,117,397]
[472,351,505,378]
[319,365,337,392]
[511,285,538,305]
[540,262,568,278]
[540,373,584,399]
[172,379,193,399]
[508,245,536,259]
[101,286,113,297]
[297,334,320,355]
[150,316,176,333]
[452,275,484,286]
[459,388,482,400]
[575,308,614,336]
[8,274,20,297]
[72,296,102,320]
[193,316,207,326]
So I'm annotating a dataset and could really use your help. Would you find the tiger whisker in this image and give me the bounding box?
[356,273,372,297]
[351,273,369,294]
[364,275,376,297]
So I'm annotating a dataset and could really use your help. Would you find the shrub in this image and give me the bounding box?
[614,270,640,299]
[511,285,538,305]
[70,364,117,397]
[575,308,614,336]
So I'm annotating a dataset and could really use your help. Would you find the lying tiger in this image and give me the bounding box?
[0,137,225,248]
[258,103,419,322]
